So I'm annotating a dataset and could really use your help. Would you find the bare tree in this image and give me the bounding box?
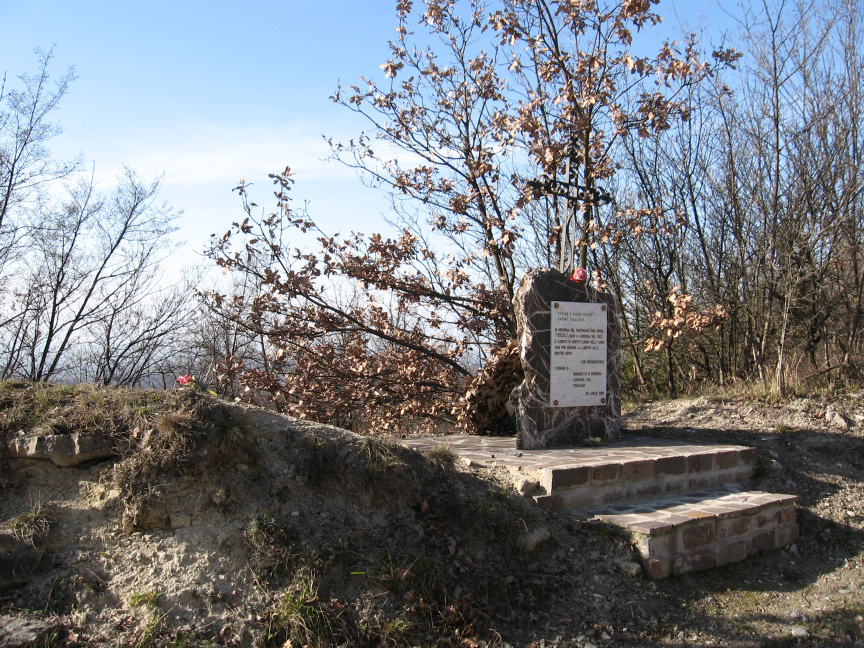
[0,168,180,382]
[0,48,79,270]
[73,272,201,387]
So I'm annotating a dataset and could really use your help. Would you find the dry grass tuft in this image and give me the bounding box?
[424,443,457,470]
[4,499,52,542]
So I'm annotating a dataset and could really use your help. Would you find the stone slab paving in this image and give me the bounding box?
[401,434,756,509]
[401,434,749,474]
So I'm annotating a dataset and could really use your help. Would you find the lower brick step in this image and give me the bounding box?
[587,487,798,578]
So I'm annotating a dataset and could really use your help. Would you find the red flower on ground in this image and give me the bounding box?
[177,374,194,386]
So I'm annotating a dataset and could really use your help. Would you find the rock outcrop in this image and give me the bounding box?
[8,433,115,466]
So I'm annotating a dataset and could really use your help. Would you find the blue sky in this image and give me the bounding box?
[1,0,734,270]
[1,0,399,268]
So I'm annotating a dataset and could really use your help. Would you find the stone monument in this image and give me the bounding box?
[510,268,621,449]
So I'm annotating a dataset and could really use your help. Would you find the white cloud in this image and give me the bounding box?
[47,114,403,274]
[78,118,360,189]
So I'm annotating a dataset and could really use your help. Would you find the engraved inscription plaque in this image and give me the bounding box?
[550,301,607,407]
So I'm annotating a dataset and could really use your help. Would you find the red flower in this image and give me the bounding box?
[177,374,194,386]
[570,267,588,283]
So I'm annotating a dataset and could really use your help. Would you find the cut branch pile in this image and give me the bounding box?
[459,340,524,435]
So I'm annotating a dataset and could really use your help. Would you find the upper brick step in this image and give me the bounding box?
[532,437,757,511]
[400,434,758,512]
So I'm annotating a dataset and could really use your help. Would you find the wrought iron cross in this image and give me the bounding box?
[527,156,611,275]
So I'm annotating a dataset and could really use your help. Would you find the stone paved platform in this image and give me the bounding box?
[400,434,755,510]
[401,433,748,473]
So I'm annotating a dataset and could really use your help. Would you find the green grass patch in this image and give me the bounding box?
[129,590,160,608]
[263,576,350,648]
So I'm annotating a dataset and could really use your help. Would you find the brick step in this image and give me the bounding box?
[398,434,795,577]
[532,438,757,511]
[589,487,798,578]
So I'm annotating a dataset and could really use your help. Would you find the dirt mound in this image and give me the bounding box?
[1,385,863,647]
[0,389,638,647]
